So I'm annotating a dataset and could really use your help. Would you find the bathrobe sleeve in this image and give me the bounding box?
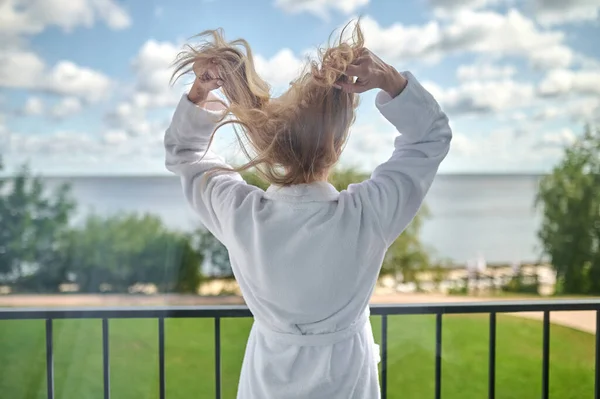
[349,71,452,248]
[164,93,257,243]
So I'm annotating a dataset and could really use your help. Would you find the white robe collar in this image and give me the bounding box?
[264,181,339,202]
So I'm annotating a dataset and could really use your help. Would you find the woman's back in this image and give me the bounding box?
[226,186,383,398]
[227,183,385,332]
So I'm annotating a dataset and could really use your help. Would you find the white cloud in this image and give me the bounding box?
[255,49,306,89]
[457,62,517,81]
[5,125,163,169]
[536,128,577,148]
[0,114,8,149]
[0,49,112,102]
[438,79,535,115]
[429,0,600,27]
[104,40,184,136]
[565,97,600,123]
[358,16,442,64]
[340,119,575,174]
[0,49,46,88]
[8,131,103,155]
[449,132,479,157]
[274,0,369,19]
[133,40,180,95]
[533,0,600,26]
[533,106,563,121]
[440,126,576,173]
[105,101,153,136]
[428,0,502,16]
[529,45,574,70]
[92,0,131,29]
[538,69,600,97]
[51,97,83,119]
[46,61,112,101]
[0,0,131,38]
[23,97,44,116]
[338,124,397,171]
[357,10,574,69]
[102,129,129,145]
[509,111,527,122]
[532,97,600,124]
[125,40,182,111]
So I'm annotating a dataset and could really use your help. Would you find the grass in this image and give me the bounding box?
[0,314,596,399]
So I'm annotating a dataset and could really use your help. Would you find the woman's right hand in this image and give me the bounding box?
[188,59,224,104]
[335,48,407,98]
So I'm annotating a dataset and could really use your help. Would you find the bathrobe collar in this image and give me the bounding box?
[264,181,340,202]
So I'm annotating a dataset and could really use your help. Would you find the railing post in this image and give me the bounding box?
[381,315,388,399]
[488,312,496,399]
[435,313,442,399]
[215,317,221,399]
[45,319,54,399]
[159,317,166,399]
[102,318,110,399]
[595,310,599,399]
[542,311,550,399]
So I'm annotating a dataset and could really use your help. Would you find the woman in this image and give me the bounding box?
[165,21,451,399]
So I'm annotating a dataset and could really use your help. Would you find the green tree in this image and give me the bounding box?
[536,126,600,295]
[380,204,431,286]
[0,160,75,291]
[195,227,233,277]
[66,213,204,293]
[241,170,269,190]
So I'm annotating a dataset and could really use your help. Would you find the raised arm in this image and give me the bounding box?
[338,51,452,247]
[164,65,257,243]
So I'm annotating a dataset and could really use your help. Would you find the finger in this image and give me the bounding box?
[199,69,222,84]
[337,82,367,94]
[203,78,224,91]
[344,64,362,77]
[198,72,210,82]
[353,55,371,65]
[194,61,220,78]
[356,47,368,57]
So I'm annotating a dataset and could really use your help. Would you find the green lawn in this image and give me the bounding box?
[0,314,595,399]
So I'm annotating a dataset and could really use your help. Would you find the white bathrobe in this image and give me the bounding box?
[164,71,452,398]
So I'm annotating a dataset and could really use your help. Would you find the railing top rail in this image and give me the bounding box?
[1,299,599,320]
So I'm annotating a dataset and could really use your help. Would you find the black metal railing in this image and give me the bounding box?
[1,299,600,399]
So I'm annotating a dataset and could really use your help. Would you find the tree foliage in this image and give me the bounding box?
[0,161,75,288]
[0,158,203,293]
[63,213,203,293]
[195,227,232,277]
[536,126,600,295]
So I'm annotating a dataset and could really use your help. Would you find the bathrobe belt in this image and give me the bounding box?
[254,311,369,347]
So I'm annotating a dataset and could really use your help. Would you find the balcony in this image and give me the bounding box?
[1,299,599,399]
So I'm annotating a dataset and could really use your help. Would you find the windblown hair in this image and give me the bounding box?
[171,20,365,186]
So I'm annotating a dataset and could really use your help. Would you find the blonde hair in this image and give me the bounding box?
[171,21,364,186]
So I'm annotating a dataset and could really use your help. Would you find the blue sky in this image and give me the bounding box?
[1,0,599,175]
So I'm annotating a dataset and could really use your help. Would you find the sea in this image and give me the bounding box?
[41,174,544,264]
